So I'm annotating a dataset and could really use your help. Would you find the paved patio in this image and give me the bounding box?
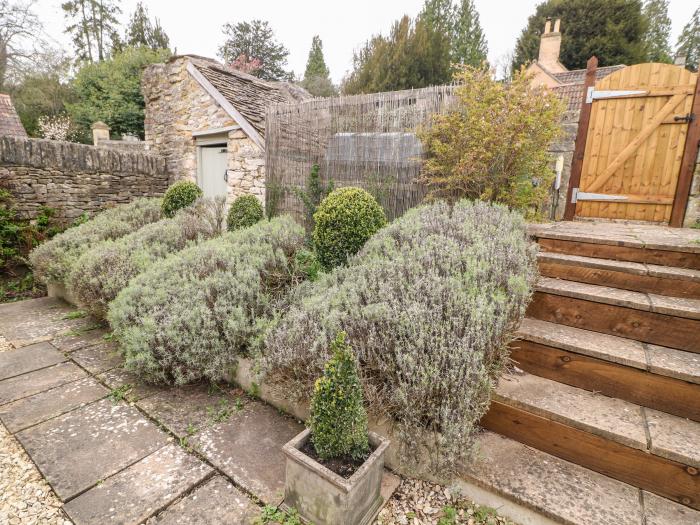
[0,297,402,524]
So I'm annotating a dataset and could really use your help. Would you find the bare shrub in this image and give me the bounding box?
[29,198,162,285]
[68,197,226,318]
[262,200,538,474]
[108,216,307,385]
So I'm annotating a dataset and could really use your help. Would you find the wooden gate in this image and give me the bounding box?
[565,61,699,224]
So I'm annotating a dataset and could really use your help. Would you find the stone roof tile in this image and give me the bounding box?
[0,94,27,137]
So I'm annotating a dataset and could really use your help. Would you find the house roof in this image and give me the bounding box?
[0,94,27,138]
[551,65,626,85]
[192,63,309,138]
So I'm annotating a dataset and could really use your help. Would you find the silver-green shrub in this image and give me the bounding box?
[68,197,226,319]
[262,200,538,473]
[29,198,162,285]
[108,216,307,385]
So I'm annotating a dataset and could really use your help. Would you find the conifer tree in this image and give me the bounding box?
[125,2,170,51]
[676,6,700,72]
[452,0,488,66]
[302,35,335,96]
[62,0,122,63]
[642,0,672,63]
[218,20,289,81]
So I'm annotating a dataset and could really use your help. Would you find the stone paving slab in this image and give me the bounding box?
[96,367,166,402]
[646,344,700,385]
[70,342,123,375]
[495,372,648,451]
[459,431,643,525]
[645,408,700,469]
[536,277,652,311]
[648,293,700,320]
[0,341,67,380]
[53,328,109,353]
[65,444,212,525]
[191,400,303,505]
[137,383,248,438]
[17,397,169,500]
[0,377,108,433]
[0,298,99,348]
[147,475,259,525]
[0,362,86,405]
[643,491,700,525]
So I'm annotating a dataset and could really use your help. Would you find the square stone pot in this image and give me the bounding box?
[282,428,390,525]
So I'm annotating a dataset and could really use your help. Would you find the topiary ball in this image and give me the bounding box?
[313,187,386,270]
[227,195,264,231]
[161,181,203,218]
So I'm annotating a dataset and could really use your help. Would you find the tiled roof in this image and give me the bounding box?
[0,94,27,137]
[193,64,310,136]
[551,65,625,85]
[552,83,587,111]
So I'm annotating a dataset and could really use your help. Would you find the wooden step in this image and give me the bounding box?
[529,223,700,270]
[527,277,700,353]
[512,319,700,421]
[459,431,700,525]
[481,373,700,509]
[537,252,700,299]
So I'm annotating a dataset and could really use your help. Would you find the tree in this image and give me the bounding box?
[420,0,455,35]
[67,46,170,142]
[341,14,451,94]
[61,0,122,63]
[512,0,647,71]
[218,20,289,81]
[676,7,700,72]
[418,65,564,219]
[0,0,47,89]
[452,0,488,66]
[124,2,170,51]
[642,0,672,62]
[302,35,335,97]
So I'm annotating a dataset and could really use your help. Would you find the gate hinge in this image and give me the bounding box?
[571,188,578,203]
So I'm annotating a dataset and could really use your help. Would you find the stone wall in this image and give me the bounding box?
[0,136,168,221]
[685,151,700,227]
[142,55,266,205]
[548,109,579,220]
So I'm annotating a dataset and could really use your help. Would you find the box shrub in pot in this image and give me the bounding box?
[282,332,389,525]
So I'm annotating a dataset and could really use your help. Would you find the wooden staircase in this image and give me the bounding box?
[462,222,700,525]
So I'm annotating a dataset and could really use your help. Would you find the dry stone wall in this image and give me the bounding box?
[0,136,168,221]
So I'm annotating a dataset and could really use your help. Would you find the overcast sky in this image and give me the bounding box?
[37,0,699,83]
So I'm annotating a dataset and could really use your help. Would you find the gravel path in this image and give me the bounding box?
[0,334,12,353]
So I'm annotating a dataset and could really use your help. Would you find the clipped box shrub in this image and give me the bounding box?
[161,180,203,218]
[227,194,264,231]
[312,187,386,270]
[108,215,307,385]
[68,198,226,319]
[263,200,538,473]
[29,198,162,285]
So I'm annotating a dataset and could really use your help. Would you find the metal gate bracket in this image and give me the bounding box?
[586,88,647,104]
[576,192,629,202]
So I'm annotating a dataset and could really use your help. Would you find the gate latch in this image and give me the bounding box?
[674,113,695,123]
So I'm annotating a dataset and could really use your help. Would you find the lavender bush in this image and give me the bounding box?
[262,200,538,473]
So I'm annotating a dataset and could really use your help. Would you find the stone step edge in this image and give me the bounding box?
[515,318,700,385]
[535,277,700,320]
[458,430,700,525]
[528,227,700,255]
[537,252,700,283]
[492,372,700,469]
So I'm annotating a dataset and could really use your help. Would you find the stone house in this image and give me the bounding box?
[141,55,309,205]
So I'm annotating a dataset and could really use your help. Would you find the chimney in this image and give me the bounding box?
[538,18,565,72]
[91,121,110,145]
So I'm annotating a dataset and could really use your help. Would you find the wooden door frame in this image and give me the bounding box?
[563,56,598,221]
[670,68,700,227]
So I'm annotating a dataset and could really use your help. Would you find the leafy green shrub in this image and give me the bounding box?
[108,216,307,385]
[29,198,162,284]
[227,195,264,231]
[309,332,369,460]
[293,164,334,234]
[418,66,563,219]
[68,198,226,318]
[263,200,538,473]
[161,181,203,218]
[312,187,386,269]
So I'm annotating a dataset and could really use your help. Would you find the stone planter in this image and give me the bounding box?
[283,428,390,525]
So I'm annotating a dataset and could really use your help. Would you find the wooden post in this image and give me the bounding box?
[669,68,700,228]
[563,56,598,221]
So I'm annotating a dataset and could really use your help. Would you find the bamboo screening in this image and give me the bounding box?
[264,85,456,223]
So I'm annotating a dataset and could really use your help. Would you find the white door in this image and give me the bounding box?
[200,145,229,199]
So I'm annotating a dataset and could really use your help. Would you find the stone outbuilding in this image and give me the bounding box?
[142,55,309,204]
[0,94,27,138]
